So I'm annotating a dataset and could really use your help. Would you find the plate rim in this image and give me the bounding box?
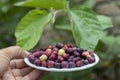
[24,53,99,72]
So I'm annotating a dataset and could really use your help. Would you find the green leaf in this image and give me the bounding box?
[101,34,115,45]
[15,10,52,50]
[14,0,67,9]
[55,25,71,31]
[82,0,95,9]
[101,34,120,54]
[69,7,103,50]
[97,15,113,29]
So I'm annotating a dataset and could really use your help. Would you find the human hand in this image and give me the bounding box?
[0,46,47,80]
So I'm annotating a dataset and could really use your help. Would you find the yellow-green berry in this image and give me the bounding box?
[39,54,48,61]
[87,55,92,59]
[58,49,65,56]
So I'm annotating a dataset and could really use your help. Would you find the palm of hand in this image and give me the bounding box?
[0,46,47,80]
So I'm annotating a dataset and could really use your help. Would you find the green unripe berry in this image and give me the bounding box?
[39,54,48,61]
[58,49,65,56]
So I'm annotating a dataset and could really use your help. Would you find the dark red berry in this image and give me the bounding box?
[69,62,76,68]
[45,49,52,56]
[41,61,47,67]
[62,45,68,50]
[53,47,58,51]
[47,61,55,68]
[33,51,41,57]
[61,61,69,68]
[52,51,58,55]
[88,57,95,63]
[81,52,89,58]
[62,53,69,60]
[87,50,93,54]
[76,60,84,67]
[87,50,94,57]
[67,43,74,48]
[49,54,57,61]
[34,60,41,66]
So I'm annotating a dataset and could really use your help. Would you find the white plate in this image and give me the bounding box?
[24,54,99,72]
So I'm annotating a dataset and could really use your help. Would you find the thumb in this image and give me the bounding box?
[0,46,29,76]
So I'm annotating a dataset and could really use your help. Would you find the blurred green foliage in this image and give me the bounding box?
[0,0,30,48]
[0,0,120,80]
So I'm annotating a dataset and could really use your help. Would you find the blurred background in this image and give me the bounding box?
[0,0,120,80]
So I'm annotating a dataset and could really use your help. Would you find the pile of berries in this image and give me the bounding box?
[28,43,95,68]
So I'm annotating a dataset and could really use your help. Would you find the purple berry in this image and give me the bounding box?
[54,63,61,68]
[77,57,82,60]
[56,42,64,49]
[66,48,74,54]
[68,55,74,62]
[76,60,84,67]
[74,51,80,57]
[39,51,44,55]
[41,61,47,67]
[69,62,76,68]
[28,55,35,63]
[47,61,55,68]
[76,48,83,53]
[28,54,34,59]
[57,56,64,63]
[72,57,79,62]
[61,61,69,68]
